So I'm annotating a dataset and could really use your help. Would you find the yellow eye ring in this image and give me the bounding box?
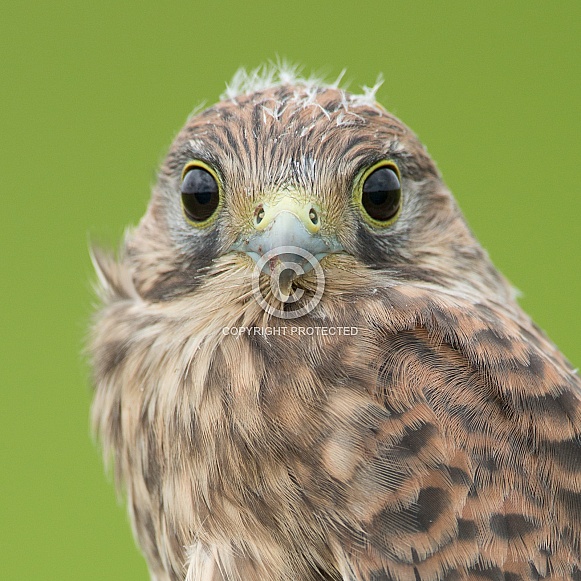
[180,160,223,228]
[355,160,402,228]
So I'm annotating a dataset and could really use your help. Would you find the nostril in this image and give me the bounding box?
[255,206,265,225]
[308,208,318,225]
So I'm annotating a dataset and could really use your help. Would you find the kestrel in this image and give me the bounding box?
[89,66,581,581]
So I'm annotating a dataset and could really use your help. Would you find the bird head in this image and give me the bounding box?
[117,68,512,320]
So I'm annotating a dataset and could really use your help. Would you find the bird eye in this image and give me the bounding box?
[180,163,221,225]
[360,163,402,225]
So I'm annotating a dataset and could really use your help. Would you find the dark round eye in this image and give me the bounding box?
[180,166,220,223]
[361,166,401,223]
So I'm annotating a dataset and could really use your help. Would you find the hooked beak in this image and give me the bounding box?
[230,194,343,293]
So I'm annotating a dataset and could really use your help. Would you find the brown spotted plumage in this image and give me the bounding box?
[89,66,581,581]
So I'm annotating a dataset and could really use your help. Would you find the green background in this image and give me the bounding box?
[1,1,579,579]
